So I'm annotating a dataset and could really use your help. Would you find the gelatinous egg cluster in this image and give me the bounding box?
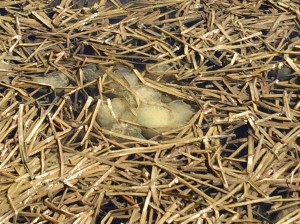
[94,66,194,139]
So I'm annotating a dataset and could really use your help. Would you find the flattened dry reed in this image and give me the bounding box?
[0,0,300,223]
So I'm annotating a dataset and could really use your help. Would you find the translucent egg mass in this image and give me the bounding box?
[96,65,194,140]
